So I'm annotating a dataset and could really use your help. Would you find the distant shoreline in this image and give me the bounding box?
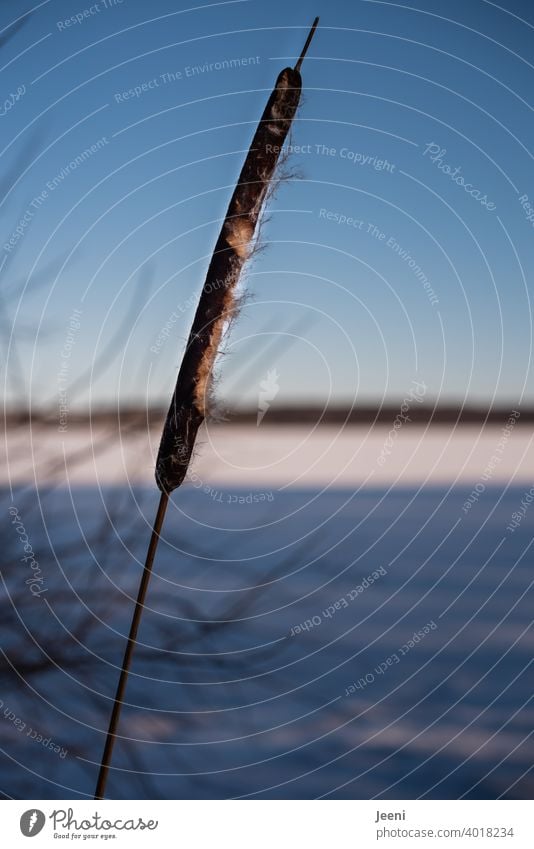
[4,404,532,428]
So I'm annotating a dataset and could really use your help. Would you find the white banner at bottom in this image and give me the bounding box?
[3,800,531,847]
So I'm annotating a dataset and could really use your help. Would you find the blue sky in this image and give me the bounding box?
[1,0,533,409]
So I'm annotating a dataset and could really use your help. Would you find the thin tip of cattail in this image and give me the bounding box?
[294,17,320,72]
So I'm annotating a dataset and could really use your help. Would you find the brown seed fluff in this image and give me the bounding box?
[155,67,301,493]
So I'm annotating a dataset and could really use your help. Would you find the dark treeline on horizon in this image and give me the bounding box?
[5,404,532,427]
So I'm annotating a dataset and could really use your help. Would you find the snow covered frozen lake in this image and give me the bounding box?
[1,422,533,799]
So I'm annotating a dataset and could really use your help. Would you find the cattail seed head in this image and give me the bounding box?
[155,67,304,493]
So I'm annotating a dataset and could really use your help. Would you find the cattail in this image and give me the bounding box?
[94,18,319,800]
[156,19,319,493]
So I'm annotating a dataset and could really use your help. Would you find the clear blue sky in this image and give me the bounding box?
[1,0,533,410]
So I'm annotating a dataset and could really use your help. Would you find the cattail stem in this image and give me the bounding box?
[295,16,319,71]
[94,492,169,800]
[94,18,318,800]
